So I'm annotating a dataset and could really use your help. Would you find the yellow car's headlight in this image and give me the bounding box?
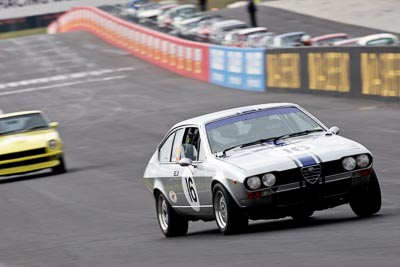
[48,140,57,150]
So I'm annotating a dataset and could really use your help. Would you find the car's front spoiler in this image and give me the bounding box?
[0,152,62,176]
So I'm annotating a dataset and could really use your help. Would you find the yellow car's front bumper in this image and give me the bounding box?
[0,148,63,176]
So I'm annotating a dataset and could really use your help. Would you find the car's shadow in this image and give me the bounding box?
[0,167,82,184]
[187,214,385,237]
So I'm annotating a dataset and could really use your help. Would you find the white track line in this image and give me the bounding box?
[0,67,134,90]
[0,75,126,97]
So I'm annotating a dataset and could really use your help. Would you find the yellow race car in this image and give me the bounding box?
[0,110,66,176]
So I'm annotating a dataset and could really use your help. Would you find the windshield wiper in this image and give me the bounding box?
[19,125,48,133]
[216,129,324,158]
[0,130,19,136]
[278,129,324,140]
[217,136,284,157]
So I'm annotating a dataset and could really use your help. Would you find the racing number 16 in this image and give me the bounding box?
[184,177,198,202]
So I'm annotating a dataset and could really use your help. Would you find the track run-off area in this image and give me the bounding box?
[0,32,399,267]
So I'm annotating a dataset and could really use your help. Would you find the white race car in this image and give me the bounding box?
[143,103,381,236]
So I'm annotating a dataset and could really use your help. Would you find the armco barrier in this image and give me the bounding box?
[266,46,400,99]
[209,46,266,91]
[48,7,209,81]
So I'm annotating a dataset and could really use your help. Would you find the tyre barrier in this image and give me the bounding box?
[48,7,400,100]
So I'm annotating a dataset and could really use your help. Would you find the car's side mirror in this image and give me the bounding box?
[49,122,59,129]
[329,126,340,135]
[179,158,193,167]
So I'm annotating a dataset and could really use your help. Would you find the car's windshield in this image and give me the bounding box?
[205,107,324,154]
[0,113,49,136]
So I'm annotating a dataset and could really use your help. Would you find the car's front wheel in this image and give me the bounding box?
[350,169,382,217]
[213,184,248,235]
[155,192,188,237]
[52,154,67,174]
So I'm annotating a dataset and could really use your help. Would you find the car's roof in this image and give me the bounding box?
[214,20,245,28]
[334,37,360,45]
[0,110,42,119]
[237,27,268,35]
[311,33,348,42]
[173,103,299,128]
[357,33,399,44]
[276,31,305,38]
[170,4,196,11]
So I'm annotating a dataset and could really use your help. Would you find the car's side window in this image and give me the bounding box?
[367,38,393,46]
[159,132,176,162]
[171,129,185,163]
[181,127,201,161]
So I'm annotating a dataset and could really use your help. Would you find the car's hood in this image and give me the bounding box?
[0,130,58,154]
[219,134,369,176]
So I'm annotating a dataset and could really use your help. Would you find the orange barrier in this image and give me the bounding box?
[48,7,209,81]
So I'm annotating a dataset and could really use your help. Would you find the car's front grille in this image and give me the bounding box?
[0,148,46,162]
[320,160,343,176]
[275,168,302,186]
[301,164,321,184]
[0,157,50,169]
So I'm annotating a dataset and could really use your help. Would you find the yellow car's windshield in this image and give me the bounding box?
[0,113,49,136]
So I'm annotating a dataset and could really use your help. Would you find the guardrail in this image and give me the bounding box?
[48,7,400,100]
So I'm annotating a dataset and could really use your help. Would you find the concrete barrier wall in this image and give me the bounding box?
[209,46,266,91]
[48,7,400,100]
[48,7,209,82]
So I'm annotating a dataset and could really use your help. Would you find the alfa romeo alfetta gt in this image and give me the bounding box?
[143,103,381,236]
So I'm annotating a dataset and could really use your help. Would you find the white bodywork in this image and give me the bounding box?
[143,103,372,220]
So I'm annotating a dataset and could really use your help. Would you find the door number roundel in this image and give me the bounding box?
[181,168,200,211]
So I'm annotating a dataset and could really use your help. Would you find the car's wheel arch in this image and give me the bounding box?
[152,180,169,202]
[211,179,242,208]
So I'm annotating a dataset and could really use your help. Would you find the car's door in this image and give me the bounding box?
[171,126,214,217]
[156,128,186,213]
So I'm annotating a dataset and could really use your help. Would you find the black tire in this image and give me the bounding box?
[213,183,248,235]
[52,155,67,174]
[155,192,188,237]
[291,209,314,222]
[350,169,382,217]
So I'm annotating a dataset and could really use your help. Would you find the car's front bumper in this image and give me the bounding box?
[0,150,63,176]
[240,168,371,220]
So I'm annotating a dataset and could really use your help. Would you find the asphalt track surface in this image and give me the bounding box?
[0,31,400,267]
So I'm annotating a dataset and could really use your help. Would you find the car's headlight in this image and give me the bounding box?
[262,173,276,187]
[342,157,356,171]
[356,154,370,168]
[48,140,57,150]
[246,176,261,190]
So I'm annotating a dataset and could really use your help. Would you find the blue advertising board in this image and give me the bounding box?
[209,46,266,92]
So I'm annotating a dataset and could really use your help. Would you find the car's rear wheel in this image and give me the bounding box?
[155,192,188,237]
[213,183,248,235]
[52,154,67,174]
[350,169,382,217]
